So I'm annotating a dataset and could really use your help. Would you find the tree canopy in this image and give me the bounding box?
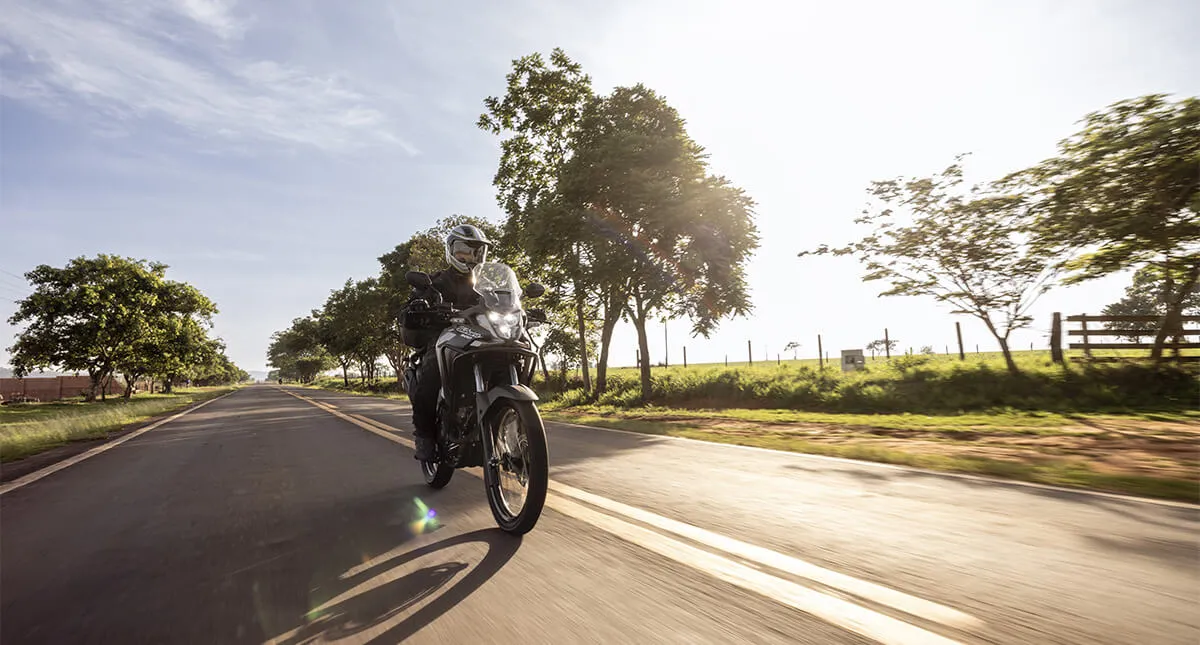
[7,255,243,399]
[1103,265,1200,344]
[1009,94,1200,359]
[480,52,759,399]
[801,158,1056,373]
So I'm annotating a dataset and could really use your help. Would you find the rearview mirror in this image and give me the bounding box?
[406,271,432,288]
[525,282,546,298]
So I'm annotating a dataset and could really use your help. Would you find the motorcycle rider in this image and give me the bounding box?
[403,224,493,461]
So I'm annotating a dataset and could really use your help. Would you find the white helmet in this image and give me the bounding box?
[444,224,492,273]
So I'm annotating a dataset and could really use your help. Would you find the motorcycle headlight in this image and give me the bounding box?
[479,311,523,340]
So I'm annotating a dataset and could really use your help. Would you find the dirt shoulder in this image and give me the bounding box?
[543,408,1200,503]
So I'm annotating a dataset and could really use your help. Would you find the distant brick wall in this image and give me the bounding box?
[1,376,125,402]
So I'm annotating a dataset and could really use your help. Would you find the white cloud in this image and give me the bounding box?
[0,0,416,154]
[175,0,245,40]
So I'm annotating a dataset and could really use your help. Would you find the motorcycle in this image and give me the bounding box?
[401,262,550,535]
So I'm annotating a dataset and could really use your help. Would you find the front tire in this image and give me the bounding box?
[485,400,548,535]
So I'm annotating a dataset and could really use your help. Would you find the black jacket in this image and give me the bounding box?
[402,269,480,348]
[421,269,479,309]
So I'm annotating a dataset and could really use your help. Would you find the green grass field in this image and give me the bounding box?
[592,347,1197,375]
[542,350,1198,414]
[0,387,235,461]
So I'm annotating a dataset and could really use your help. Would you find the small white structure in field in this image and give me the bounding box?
[841,349,866,373]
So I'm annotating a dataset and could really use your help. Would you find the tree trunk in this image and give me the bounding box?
[341,361,350,387]
[100,370,112,401]
[1151,263,1199,361]
[385,349,405,381]
[633,313,653,401]
[122,373,137,399]
[574,287,592,393]
[996,336,1018,374]
[594,290,623,395]
[979,314,1020,374]
[86,369,101,402]
[538,345,550,381]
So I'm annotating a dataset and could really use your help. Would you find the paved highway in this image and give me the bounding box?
[2,385,1196,644]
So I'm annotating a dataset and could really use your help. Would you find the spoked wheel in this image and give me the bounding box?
[421,443,454,489]
[485,400,548,535]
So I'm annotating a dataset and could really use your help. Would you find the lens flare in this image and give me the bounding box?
[410,497,441,534]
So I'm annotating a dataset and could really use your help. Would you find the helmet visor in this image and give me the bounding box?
[450,239,487,266]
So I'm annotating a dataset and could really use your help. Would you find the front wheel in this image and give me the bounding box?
[485,400,548,535]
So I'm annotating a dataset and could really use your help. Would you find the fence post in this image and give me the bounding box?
[748,340,753,365]
[1080,314,1091,357]
[58,376,64,400]
[818,334,824,370]
[956,321,965,360]
[884,328,891,359]
[777,354,781,366]
[664,321,669,368]
[683,346,688,368]
[725,354,728,367]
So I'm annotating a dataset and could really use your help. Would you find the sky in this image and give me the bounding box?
[1,0,1198,376]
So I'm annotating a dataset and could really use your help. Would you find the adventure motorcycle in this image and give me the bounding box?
[401,262,550,535]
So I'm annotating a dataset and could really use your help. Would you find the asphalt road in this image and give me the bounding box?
[2,386,1196,644]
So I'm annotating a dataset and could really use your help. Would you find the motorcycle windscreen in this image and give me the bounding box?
[472,262,522,312]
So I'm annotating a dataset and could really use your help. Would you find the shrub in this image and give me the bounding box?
[536,356,1198,414]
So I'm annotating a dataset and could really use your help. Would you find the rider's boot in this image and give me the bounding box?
[414,435,436,461]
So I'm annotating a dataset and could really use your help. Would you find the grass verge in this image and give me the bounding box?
[543,352,1199,414]
[294,377,1197,502]
[298,377,408,399]
[0,387,236,461]
[542,408,1200,503]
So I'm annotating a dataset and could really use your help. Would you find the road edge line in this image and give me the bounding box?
[0,391,237,496]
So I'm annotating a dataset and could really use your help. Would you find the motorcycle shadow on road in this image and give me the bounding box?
[256,492,523,645]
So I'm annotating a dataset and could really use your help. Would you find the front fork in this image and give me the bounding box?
[475,362,524,489]
[475,364,501,490]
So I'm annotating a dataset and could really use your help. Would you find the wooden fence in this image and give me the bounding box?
[1051,313,1200,363]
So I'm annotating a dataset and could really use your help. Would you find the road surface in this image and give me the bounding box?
[2,386,1196,644]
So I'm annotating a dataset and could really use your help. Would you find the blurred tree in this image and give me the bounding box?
[803,157,1056,374]
[1102,265,1200,348]
[1008,95,1199,360]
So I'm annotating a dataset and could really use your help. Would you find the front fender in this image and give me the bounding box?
[475,384,539,420]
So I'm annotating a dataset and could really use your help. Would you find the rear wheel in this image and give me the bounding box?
[421,431,454,489]
[485,400,548,535]
[420,457,453,488]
